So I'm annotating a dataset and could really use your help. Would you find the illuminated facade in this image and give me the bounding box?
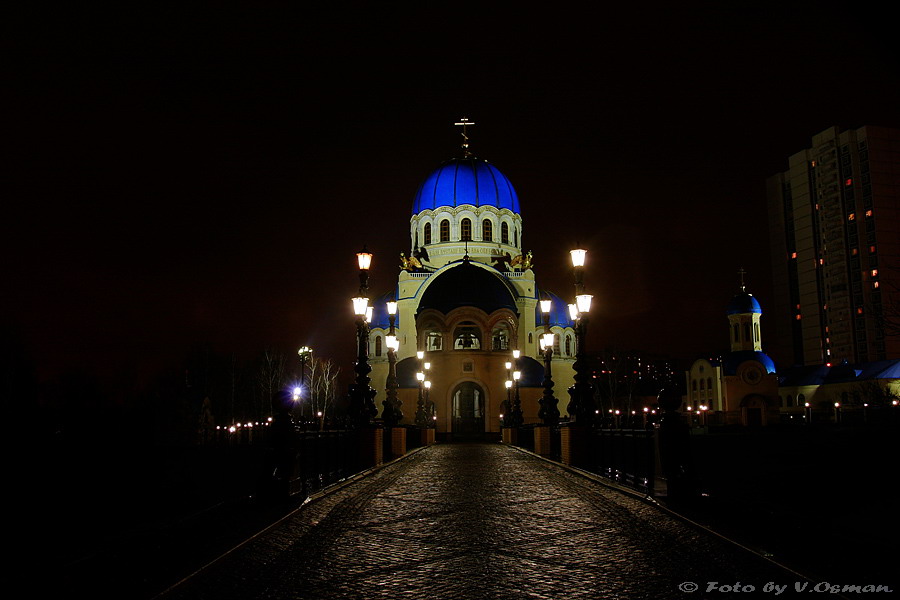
[766,126,900,367]
[365,136,577,437]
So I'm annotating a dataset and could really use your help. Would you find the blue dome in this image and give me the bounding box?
[534,290,575,327]
[413,157,520,214]
[723,350,776,376]
[726,293,762,315]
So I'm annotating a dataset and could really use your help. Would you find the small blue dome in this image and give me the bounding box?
[413,157,520,214]
[534,290,575,327]
[723,350,776,376]
[726,293,762,315]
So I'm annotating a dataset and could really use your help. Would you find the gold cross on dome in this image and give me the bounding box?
[454,117,475,157]
[738,267,747,292]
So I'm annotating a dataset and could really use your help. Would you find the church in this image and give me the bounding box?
[685,279,780,426]
[363,122,578,439]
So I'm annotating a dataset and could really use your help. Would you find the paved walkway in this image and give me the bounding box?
[159,443,810,599]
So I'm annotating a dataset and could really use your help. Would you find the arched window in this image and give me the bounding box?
[692,380,698,391]
[754,322,760,342]
[375,336,383,357]
[743,323,751,342]
[786,394,793,407]
[700,379,706,390]
[707,377,712,392]
[565,335,572,356]
[553,333,560,356]
[491,322,510,351]
[528,332,533,344]
[514,228,518,247]
[798,394,806,406]
[461,218,472,241]
[424,222,432,245]
[453,322,481,350]
[425,328,443,351]
[440,219,450,242]
[733,324,740,343]
[501,222,509,244]
[482,219,492,241]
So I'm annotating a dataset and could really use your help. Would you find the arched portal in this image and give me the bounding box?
[452,382,485,435]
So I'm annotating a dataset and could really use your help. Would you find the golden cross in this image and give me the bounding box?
[454,117,475,157]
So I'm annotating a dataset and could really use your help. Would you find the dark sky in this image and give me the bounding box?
[6,3,899,390]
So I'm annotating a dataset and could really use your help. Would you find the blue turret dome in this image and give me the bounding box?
[534,290,575,327]
[726,292,762,315]
[412,157,520,214]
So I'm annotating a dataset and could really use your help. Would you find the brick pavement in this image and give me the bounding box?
[159,443,815,599]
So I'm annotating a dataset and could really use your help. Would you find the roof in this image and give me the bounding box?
[417,260,518,316]
[778,358,900,386]
[723,350,776,375]
[412,157,520,214]
[726,292,762,315]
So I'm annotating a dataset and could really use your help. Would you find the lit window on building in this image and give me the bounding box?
[865,209,873,217]
[848,213,855,221]
[845,178,853,186]
[871,269,878,277]
[790,252,797,259]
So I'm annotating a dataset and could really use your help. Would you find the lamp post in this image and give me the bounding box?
[504,360,513,419]
[424,380,434,427]
[298,345,312,419]
[509,349,523,427]
[415,351,428,427]
[383,300,402,427]
[504,380,513,426]
[538,297,559,426]
[348,246,377,428]
[566,247,595,423]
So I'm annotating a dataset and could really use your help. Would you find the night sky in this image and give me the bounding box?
[7,3,899,395]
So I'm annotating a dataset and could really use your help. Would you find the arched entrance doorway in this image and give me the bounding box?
[452,382,485,436]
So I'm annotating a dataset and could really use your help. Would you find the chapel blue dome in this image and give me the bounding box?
[723,350,776,376]
[726,292,762,315]
[534,290,575,327]
[412,157,520,214]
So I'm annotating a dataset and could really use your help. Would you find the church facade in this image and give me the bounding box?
[364,135,577,438]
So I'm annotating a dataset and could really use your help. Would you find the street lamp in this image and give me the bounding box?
[538,297,559,426]
[415,350,428,427]
[504,379,513,426]
[348,246,377,428]
[424,380,434,427]
[508,349,523,427]
[298,345,312,418]
[383,300,402,427]
[566,247,595,423]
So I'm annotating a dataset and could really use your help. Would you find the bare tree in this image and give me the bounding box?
[308,357,341,421]
[257,348,287,420]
